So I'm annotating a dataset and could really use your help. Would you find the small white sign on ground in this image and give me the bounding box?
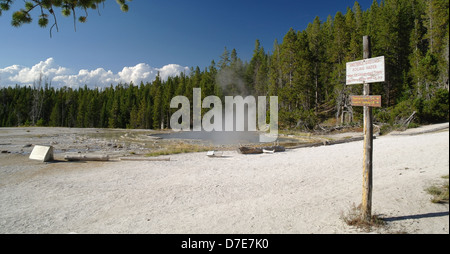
[346,56,385,85]
[29,145,54,162]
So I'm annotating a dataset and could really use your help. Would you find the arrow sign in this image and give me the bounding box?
[346,56,385,85]
[350,95,382,107]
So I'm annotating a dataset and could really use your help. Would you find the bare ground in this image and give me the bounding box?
[0,124,448,234]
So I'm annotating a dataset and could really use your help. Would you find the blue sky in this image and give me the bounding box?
[0,0,374,87]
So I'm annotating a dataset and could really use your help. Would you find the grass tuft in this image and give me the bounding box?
[341,203,386,231]
[145,142,215,157]
[426,175,449,204]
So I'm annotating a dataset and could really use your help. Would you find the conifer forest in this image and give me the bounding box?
[1,0,448,131]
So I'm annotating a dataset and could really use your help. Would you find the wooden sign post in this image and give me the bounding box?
[361,35,373,222]
[346,35,385,222]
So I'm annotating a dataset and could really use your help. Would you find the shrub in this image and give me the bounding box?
[279,109,318,130]
[375,88,449,126]
[388,100,416,125]
[421,89,449,123]
[426,175,449,204]
[36,118,45,127]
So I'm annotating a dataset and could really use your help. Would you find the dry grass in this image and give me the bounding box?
[145,142,216,157]
[426,175,449,204]
[341,203,386,232]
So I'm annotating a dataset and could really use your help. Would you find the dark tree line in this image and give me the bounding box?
[1,0,448,130]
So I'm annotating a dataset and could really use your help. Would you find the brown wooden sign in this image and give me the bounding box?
[350,95,381,107]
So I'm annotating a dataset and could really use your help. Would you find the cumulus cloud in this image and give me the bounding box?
[0,58,190,88]
[157,64,190,81]
[2,58,70,85]
[118,63,156,84]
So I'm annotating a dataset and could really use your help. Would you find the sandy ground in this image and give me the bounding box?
[0,124,448,234]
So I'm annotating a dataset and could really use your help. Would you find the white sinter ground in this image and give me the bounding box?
[0,124,448,233]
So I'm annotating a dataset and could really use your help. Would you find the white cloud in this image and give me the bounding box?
[157,64,190,81]
[118,63,156,85]
[0,58,190,88]
[2,58,70,85]
[52,68,117,88]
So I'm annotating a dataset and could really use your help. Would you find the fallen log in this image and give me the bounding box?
[64,154,109,161]
[327,136,363,145]
[119,157,170,161]
[285,142,324,149]
[285,136,376,149]
[238,147,262,154]
[263,145,286,152]
[402,111,416,127]
[238,145,285,154]
[262,149,274,154]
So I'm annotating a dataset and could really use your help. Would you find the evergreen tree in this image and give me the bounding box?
[152,75,163,129]
[268,39,282,97]
[108,95,120,128]
[0,0,448,130]
[247,39,269,96]
[423,0,449,88]
[218,47,231,70]
[306,16,324,113]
